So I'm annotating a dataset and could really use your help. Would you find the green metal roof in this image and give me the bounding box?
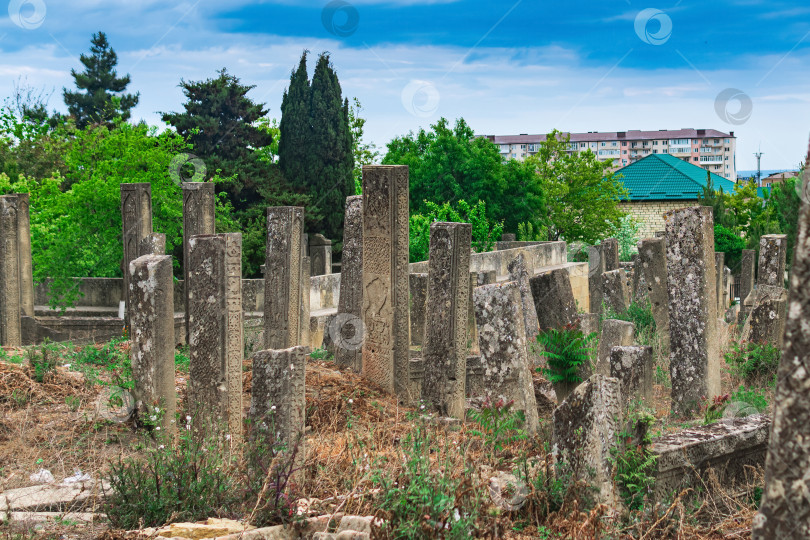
[615,153,737,201]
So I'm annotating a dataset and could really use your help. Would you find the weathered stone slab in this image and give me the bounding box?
[595,319,634,376]
[0,480,109,512]
[409,273,427,348]
[635,238,669,353]
[0,196,21,346]
[264,207,304,349]
[740,249,755,318]
[250,346,308,461]
[301,256,311,349]
[121,183,152,324]
[715,252,726,313]
[335,195,363,371]
[588,245,606,316]
[601,238,620,271]
[361,166,410,401]
[15,193,33,317]
[602,269,628,315]
[138,232,166,257]
[129,254,176,431]
[655,414,770,502]
[187,233,243,441]
[473,281,539,435]
[753,156,810,538]
[757,234,787,287]
[529,269,578,331]
[476,270,497,286]
[508,253,541,366]
[578,313,599,337]
[310,233,332,276]
[664,206,720,416]
[183,182,216,343]
[422,222,471,418]
[552,374,622,506]
[609,345,653,405]
[740,286,787,348]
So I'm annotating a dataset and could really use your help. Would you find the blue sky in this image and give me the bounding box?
[0,0,808,169]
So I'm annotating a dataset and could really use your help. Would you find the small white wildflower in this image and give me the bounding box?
[348,399,354,404]
[420,404,425,410]
[453,508,460,522]
[289,363,294,370]
[271,405,276,411]
[158,445,165,450]
[155,426,161,431]
[186,415,191,422]
[225,434,231,441]
[155,407,161,413]
[149,415,156,422]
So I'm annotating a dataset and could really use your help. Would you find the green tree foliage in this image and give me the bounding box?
[161,69,307,277]
[526,130,628,244]
[0,122,236,307]
[408,200,503,262]
[279,52,354,241]
[383,117,544,234]
[608,215,641,261]
[714,224,747,271]
[63,32,139,128]
[348,97,379,195]
[768,177,802,268]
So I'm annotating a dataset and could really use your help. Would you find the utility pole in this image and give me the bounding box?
[754,149,764,187]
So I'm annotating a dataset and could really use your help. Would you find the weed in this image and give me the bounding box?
[10,389,28,408]
[724,341,780,384]
[467,397,527,462]
[309,347,332,362]
[654,365,670,388]
[65,395,81,411]
[611,406,657,511]
[536,323,596,385]
[605,298,657,345]
[27,340,60,383]
[175,345,190,373]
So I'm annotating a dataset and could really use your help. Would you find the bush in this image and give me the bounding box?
[608,215,641,262]
[408,199,503,262]
[536,324,596,385]
[724,341,780,384]
[611,407,656,511]
[372,415,484,538]
[467,397,527,462]
[69,337,132,389]
[105,419,238,529]
[605,298,657,346]
[27,340,61,383]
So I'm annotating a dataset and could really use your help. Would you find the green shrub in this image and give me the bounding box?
[468,397,527,461]
[608,215,641,262]
[27,340,61,383]
[408,199,503,262]
[373,416,484,538]
[725,341,780,384]
[536,324,596,385]
[174,346,190,373]
[105,419,238,529]
[604,298,656,342]
[517,221,547,241]
[611,407,656,511]
[515,448,593,522]
[69,337,132,389]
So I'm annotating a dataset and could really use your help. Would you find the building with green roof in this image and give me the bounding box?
[615,153,737,237]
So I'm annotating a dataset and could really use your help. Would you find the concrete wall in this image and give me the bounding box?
[620,200,695,238]
[408,241,567,276]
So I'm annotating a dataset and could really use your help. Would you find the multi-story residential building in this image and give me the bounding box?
[482,128,737,180]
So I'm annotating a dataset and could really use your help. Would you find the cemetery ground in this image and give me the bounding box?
[0,315,773,540]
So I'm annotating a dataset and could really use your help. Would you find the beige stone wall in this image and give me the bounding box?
[620,200,698,239]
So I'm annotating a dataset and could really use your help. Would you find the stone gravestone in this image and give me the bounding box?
[602,269,628,315]
[301,256,311,348]
[740,249,755,311]
[361,165,410,401]
[250,346,308,467]
[552,374,622,506]
[753,149,810,539]
[264,207,304,349]
[409,273,428,349]
[601,238,620,271]
[595,319,635,376]
[588,244,606,316]
[739,286,787,348]
[473,281,539,435]
[15,193,34,318]
[0,196,21,346]
[138,233,166,257]
[309,234,332,276]
[508,253,542,367]
[187,234,243,442]
[715,252,726,313]
[422,222,471,418]
[335,196,364,371]
[635,238,669,355]
[758,234,787,288]
[610,345,653,406]
[183,183,215,342]
[664,206,720,416]
[121,183,153,325]
[129,254,176,431]
[529,269,578,331]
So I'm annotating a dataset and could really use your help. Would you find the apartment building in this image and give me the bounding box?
[482,128,737,180]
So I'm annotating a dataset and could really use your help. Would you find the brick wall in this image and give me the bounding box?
[619,200,698,239]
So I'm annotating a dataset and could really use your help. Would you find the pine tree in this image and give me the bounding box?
[63,32,139,128]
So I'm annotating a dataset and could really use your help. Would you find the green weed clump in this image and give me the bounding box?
[536,324,596,385]
[724,341,780,385]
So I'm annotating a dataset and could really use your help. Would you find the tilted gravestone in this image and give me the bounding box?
[361,165,410,401]
[15,193,33,318]
[264,206,305,350]
[473,281,539,435]
[422,222,471,418]
[309,233,332,276]
[601,237,620,271]
[529,269,578,331]
[664,206,720,416]
[187,233,243,442]
[715,252,726,313]
[129,254,176,432]
[589,244,606,316]
[0,196,21,346]
[635,238,669,355]
[138,232,166,257]
[409,273,428,349]
[508,253,542,367]
[183,182,215,342]
[610,345,653,406]
[335,195,364,371]
[602,269,628,315]
[595,319,634,377]
[753,152,810,538]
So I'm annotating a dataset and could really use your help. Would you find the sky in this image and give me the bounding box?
[0,0,808,170]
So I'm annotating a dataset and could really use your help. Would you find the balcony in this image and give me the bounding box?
[699,156,723,164]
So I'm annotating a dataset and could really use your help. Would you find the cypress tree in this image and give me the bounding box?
[279,52,312,193]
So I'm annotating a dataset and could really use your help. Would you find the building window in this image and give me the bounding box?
[725,147,730,152]
[612,142,617,146]
[601,142,606,146]
[653,149,658,154]
[521,144,526,150]
[693,157,699,162]
[622,160,627,165]
[623,150,627,154]
[621,141,627,146]
[663,149,668,154]
[670,138,690,145]
[580,143,586,148]
[512,153,516,158]
[725,138,730,143]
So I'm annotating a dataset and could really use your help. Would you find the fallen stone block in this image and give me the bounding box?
[0,480,108,512]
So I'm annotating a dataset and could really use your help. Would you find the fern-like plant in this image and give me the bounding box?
[536,324,596,385]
